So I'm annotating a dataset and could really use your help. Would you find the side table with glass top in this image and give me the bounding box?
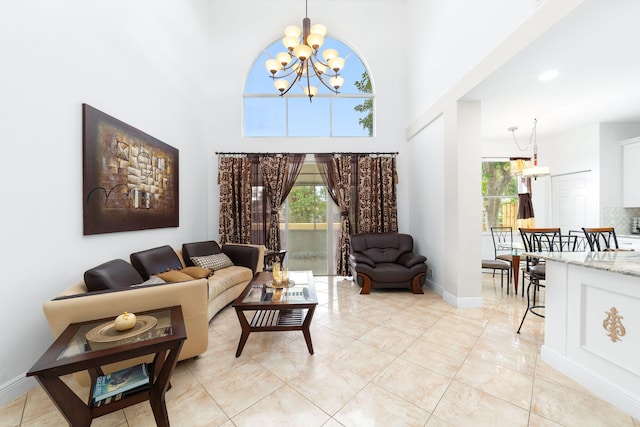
[233,270,317,357]
[26,305,186,427]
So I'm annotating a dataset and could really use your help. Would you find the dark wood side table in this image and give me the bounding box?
[263,250,287,271]
[27,306,186,427]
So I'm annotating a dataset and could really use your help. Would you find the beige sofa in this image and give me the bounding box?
[42,241,264,385]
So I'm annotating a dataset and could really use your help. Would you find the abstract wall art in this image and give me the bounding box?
[83,104,179,235]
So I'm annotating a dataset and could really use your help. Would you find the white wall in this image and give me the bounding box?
[0,0,212,404]
[408,116,445,293]
[405,0,540,123]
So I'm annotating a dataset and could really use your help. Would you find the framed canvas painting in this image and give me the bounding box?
[83,104,179,235]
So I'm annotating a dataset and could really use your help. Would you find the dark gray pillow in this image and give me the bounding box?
[84,259,144,292]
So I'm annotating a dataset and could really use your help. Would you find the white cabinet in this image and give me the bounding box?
[622,137,640,207]
[617,236,640,251]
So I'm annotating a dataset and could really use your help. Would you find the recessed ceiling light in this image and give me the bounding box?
[538,69,559,81]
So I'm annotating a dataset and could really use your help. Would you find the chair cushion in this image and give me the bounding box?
[363,248,402,263]
[482,259,510,270]
[84,259,144,292]
[530,264,546,278]
[356,262,425,283]
[130,245,183,280]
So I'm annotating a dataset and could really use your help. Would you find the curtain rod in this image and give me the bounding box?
[215,151,399,155]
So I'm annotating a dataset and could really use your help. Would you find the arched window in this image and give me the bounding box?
[244,36,373,137]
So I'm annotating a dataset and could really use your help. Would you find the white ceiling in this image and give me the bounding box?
[462,0,640,140]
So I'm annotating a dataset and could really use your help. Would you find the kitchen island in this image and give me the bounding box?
[536,251,640,419]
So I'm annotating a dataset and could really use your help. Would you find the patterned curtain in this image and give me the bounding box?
[218,155,253,244]
[356,155,398,233]
[315,154,354,276]
[259,154,305,251]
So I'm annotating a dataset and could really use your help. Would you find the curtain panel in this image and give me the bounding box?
[315,154,354,276]
[218,155,253,244]
[259,154,305,251]
[355,156,398,233]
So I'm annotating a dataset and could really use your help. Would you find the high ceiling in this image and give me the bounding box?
[462,0,640,140]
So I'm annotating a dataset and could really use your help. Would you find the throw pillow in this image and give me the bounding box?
[191,253,234,271]
[180,266,213,279]
[156,270,193,283]
[130,275,167,288]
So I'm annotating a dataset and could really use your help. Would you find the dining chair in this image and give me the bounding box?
[490,226,517,293]
[567,229,589,251]
[481,259,511,291]
[517,227,562,334]
[581,227,619,251]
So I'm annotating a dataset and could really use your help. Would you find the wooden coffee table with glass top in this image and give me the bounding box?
[232,270,317,357]
[26,306,186,427]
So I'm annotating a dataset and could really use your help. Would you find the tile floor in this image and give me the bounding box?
[2,274,639,427]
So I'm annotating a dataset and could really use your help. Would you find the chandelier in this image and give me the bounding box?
[509,118,550,179]
[264,0,345,102]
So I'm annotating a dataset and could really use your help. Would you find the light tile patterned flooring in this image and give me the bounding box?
[2,275,639,427]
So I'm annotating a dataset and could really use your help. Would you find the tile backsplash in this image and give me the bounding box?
[603,207,640,235]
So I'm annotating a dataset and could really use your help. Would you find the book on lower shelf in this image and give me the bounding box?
[93,363,150,405]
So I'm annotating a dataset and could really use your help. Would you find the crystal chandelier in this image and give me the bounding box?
[264,0,345,102]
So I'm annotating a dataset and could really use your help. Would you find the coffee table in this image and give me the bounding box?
[26,306,186,427]
[232,271,317,357]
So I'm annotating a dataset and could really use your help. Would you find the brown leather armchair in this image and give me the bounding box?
[349,232,428,294]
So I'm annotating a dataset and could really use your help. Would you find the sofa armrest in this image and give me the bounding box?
[42,278,209,386]
[43,279,209,354]
[222,244,261,274]
[350,253,376,267]
[397,252,427,268]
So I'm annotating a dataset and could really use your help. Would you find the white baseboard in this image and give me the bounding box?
[425,282,483,308]
[442,290,483,308]
[541,346,640,420]
[0,373,36,407]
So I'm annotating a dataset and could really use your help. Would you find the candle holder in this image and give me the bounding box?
[273,261,281,284]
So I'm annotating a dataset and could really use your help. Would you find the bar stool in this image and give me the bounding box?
[517,227,562,334]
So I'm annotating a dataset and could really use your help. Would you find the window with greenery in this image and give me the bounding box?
[482,159,519,231]
[278,163,338,275]
[244,37,374,137]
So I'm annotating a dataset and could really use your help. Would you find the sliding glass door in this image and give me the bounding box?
[280,162,339,275]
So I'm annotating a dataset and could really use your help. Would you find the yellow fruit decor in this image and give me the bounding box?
[114,312,137,331]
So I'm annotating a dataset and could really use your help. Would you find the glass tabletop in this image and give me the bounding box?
[239,271,317,305]
[57,309,174,360]
[498,242,525,255]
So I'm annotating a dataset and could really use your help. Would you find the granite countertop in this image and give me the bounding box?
[526,251,640,277]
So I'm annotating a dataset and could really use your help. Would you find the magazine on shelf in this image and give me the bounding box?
[93,383,150,406]
[93,363,150,404]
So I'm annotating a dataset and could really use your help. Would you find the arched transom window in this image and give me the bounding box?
[244,36,374,137]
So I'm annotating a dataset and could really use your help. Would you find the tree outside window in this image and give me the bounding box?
[482,160,518,231]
